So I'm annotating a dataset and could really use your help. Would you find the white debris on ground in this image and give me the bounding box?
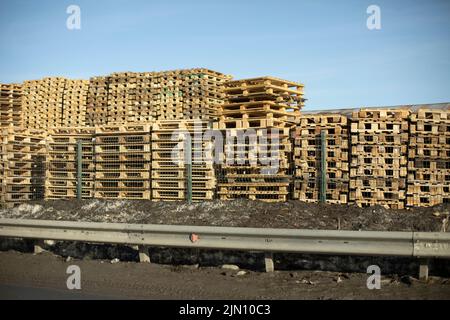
[7,204,44,218]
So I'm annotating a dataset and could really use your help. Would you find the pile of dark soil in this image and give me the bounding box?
[0,199,448,232]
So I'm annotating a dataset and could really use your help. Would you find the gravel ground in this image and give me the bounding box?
[0,199,449,232]
[0,251,449,300]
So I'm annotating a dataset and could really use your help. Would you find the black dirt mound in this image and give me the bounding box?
[0,199,450,231]
[0,199,448,232]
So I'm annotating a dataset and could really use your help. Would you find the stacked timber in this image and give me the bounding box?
[151,120,215,201]
[215,77,304,202]
[407,109,450,207]
[293,114,349,203]
[61,80,90,127]
[349,109,410,209]
[46,127,95,199]
[0,84,23,127]
[0,127,46,208]
[94,124,152,200]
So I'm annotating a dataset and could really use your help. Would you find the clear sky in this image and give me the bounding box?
[0,0,449,110]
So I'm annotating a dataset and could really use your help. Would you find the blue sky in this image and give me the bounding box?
[0,0,449,110]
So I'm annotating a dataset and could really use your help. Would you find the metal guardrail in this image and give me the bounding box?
[0,218,449,259]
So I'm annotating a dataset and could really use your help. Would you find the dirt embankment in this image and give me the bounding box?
[1,200,449,278]
[0,199,448,232]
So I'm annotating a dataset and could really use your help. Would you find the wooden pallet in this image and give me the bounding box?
[293,114,349,202]
[406,109,449,207]
[151,120,215,201]
[0,84,23,127]
[94,190,151,200]
[1,128,47,206]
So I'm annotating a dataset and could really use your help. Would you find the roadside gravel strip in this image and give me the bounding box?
[0,251,449,299]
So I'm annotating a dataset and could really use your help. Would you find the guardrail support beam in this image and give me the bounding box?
[34,239,45,254]
[138,245,151,263]
[419,258,429,281]
[264,252,274,272]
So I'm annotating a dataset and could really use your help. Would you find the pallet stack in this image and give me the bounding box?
[181,69,230,120]
[106,72,136,124]
[133,72,157,123]
[94,124,152,200]
[407,109,450,207]
[61,80,90,127]
[148,68,230,121]
[215,77,304,202]
[293,114,349,203]
[85,69,230,126]
[86,76,110,127]
[349,109,410,209]
[0,127,46,208]
[21,80,42,129]
[0,84,23,127]
[46,127,95,199]
[151,70,184,120]
[21,77,68,129]
[151,120,215,201]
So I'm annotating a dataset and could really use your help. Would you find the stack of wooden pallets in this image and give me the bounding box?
[181,69,230,120]
[61,80,90,127]
[94,124,152,200]
[0,84,23,127]
[144,68,230,121]
[151,120,215,201]
[21,80,43,129]
[215,77,304,202]
[85,69,231,126]
[293,114,349,204]
[21,77,85,129]
[0,127,47,208]
[407,109,450,207]
[214,77,303,130]
[86,76,110,127]
[35,77,66,129]
[46,127,95,199]
[106,72,136,124]
[151,70,184,120]
[349,109,410,209]
[133,72,157,123]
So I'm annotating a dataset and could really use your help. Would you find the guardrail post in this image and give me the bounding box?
[34,239,45,254]
[264,252,274,272]
[138,245,151,263]
[419,258,429,281]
